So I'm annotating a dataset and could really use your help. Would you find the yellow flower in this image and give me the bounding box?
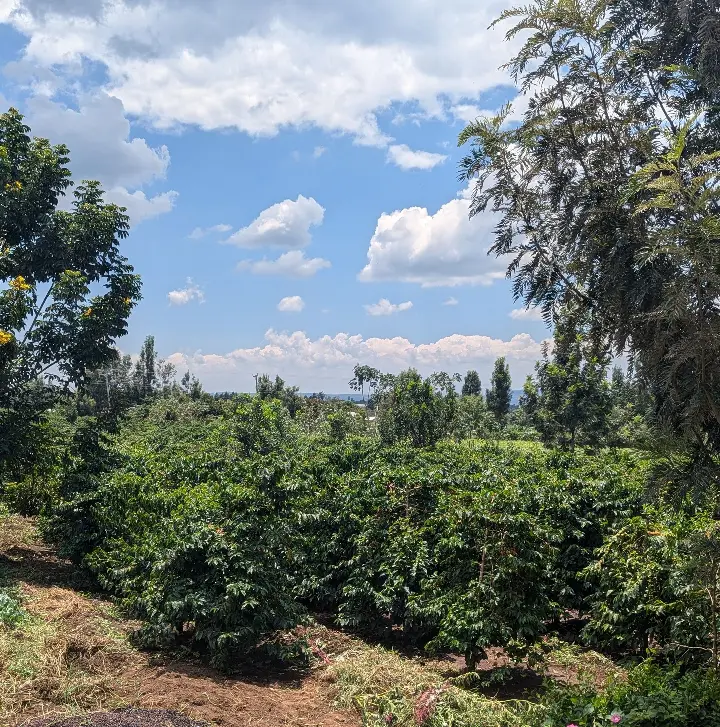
[0,330,13,345]
[124,297,131,305]
[9,275,31,292]
[4,181,21,192]
[82,308,92,318]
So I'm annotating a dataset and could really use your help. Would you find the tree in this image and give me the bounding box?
[349,363,380,403]
[256,373,303,418]
[80,349,135,414]
[0,108,141,479]
[485,357,512,423]
[461,369,482,396]
[134,335,157,399]
[458,0,720,466]
[180,370,203,399]
[523,315,612,449]
[377,369,459,448]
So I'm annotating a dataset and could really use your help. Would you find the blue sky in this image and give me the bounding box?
[0,0,550,392]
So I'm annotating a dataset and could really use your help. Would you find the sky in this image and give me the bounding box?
[0,0,551,393]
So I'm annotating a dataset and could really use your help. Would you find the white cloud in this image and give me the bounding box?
[359,184,509,287]
[224,195,324,249]
[313,146,327,158]
[24,93,169,189]
[387,144,447,170]
[18,92,178,225]
[451,92,530,125]
[277,295,305,312]
[166,328,548,392]
[167,278,205,306]
[238,250,331,278]
[4,0,522,146]
[365,298,413,316]
[188,223,232,239]
[509,307,544,321]
[443,297,459,306]
[105,187,178,225]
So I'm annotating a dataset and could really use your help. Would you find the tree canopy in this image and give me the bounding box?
[459,0,720,456]
[0,108,141,477]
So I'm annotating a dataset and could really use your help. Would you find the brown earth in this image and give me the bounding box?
[0,516,357,727]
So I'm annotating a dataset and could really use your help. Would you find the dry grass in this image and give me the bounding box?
[0,586,142,725]
[0,514,143,727]
[0,513,39,552]
[326,645,546,727]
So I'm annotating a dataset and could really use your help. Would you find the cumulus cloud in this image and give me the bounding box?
[18,92,178,225]
[359,185,508,287]
[165,328,548,392]
[509,307,544,321]
[106,187,178,225]
[167,278,205,306]
[443,297,459,306]
[3,0,523,146]
[188,223,232,239]
[277,295,305,312]
[24,94,169,189]
[365,298,413,316]
[387,144,447,170]
[238,250,331,278]
[224,196,324,249]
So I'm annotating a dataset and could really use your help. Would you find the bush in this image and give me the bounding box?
[538,661,720,727]
[41,394,649,668]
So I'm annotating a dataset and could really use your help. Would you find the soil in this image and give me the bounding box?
[1,516,358,727]
[23,709,210,727]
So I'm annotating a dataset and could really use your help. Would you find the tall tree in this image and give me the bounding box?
[486,357,512,423]
[462,369,482,396]
[349,363,381,403]
[134,335,157,399]
[459,0,720,464]
[522,314,612,449]
[0,108,141,479]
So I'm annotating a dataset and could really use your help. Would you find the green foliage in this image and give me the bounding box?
[255,373,303,418]
[452,394,495,439]
[522,317,612,449]
[39,392,648,668]
[459,0,720,457]
[377,369,459,448]
[0,108,141,482]
[0,588,25,629]
[349,364,381,403]
[584,507,720,667]
[461,370,481,397]
[538,661,720,727]
[485,357,512,423]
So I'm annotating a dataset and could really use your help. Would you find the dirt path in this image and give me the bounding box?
[0,516,357,727]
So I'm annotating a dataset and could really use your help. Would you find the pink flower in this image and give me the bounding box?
[567,724,579,727]
[610,715,623,724]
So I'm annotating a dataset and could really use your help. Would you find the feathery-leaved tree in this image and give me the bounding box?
[459,0,720,471]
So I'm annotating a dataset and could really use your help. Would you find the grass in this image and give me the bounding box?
[0,514,142,726]
[327,645,547,727]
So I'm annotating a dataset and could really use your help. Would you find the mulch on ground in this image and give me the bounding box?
[22,708,209,727]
